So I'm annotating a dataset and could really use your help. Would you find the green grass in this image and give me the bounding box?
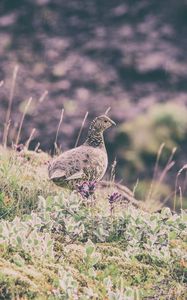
[0,147,186,299]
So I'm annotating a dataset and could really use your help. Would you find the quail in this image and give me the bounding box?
[48,115,116,189]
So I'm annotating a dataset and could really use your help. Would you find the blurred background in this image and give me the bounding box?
[1,0,187,207]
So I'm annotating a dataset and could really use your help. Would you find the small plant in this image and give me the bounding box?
[83,239,101,277]
[0,213,54,259]
[108,191,122,214]
[57,267,79,299]
[104,277,141,300]
[76,181,97,199]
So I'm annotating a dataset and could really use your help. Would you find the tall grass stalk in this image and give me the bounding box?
[3,65,19,147]
[174,164,187,210]
[74,111,88,147]
[132,178,139,197]
[25,128,36,149]
[15,97,33,146]
[155,161,175,192]
[0,80,4,88]
[146,143,165,201]
[3,120,11,149]
[110,158,117,182]
[147,191,175,213]
[54,108,64,153]
[182,170,187,193]
[105,107,111,115]
[34,142,40,152]
[39,90,48,103]
[179,186,183,210]
[147,146,176,203]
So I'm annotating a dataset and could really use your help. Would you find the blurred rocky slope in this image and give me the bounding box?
[0,0,187,195]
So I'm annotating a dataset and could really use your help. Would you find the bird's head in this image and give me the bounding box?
[85,115,116,147]
[91,115,116,133]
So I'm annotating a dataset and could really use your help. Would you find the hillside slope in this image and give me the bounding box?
[0,148,186,299]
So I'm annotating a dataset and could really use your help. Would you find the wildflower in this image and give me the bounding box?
[108,192,121,204]
[76,181,96,199]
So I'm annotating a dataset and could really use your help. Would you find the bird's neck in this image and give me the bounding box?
[84,128,105,148]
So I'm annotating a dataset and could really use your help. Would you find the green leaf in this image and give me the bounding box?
[86,245,95,256]
[91,253,101,266]
[34,239,39,245]
[169,231,177,240]
[88,267,96,278]
[16,236,22,245]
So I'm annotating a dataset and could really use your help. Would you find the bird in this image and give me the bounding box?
[48,115,116,189]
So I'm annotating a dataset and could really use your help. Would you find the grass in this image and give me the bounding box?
[0,146,56,219]
[0,147,186,299]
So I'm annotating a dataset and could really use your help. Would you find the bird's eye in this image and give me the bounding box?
[104,120,108,123]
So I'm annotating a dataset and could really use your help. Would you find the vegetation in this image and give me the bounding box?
[1,2,187,298]
[0,148,186,299]
[114,103,187,208]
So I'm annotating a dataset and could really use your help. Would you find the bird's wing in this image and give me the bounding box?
[66,170,84,180]
[48,147,85,180]
[48,157,67,180]
[49,169,66,180]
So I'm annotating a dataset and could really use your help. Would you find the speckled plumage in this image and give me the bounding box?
[48,115,115,189]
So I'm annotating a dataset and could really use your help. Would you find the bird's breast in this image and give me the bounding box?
[81,146,108,180]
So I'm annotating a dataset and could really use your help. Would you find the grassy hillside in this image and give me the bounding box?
[0,147,186,299]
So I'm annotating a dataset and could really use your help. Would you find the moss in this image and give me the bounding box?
[0,271,37,299]
[0,258,63,299]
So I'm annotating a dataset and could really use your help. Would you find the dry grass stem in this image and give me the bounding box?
[174,164,187,210]
[3,65,19,147]
[157,161,175,188]
[179,186,183,210]
[146,143,165,201]
[167,147,177,165]
[150,161,175,204]
[39,90,48,103]
[15,97,33,145]
[54,108,64,149]
[25,128,36,149]
[133,178,139,197]
[74,111,88,148]
[34,142,40,152]
[3,120,11,148]
[153,143,165,180]
[104,107,111,115]
[147,146,176,203]
[148,191,175,213]
[182,169,187,193]
[0,80,4,88]
[110,158,117,182]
